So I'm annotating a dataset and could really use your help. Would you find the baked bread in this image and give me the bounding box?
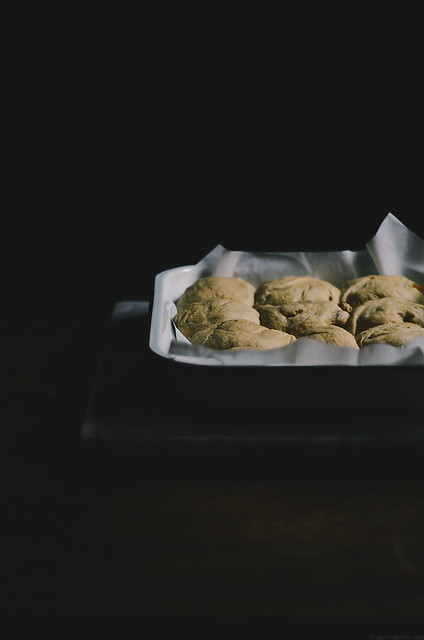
[254,276,340,307]
[173,298,260,340]
[346,297,424,335]
[356,322,424,348]
[173,272,424,354]
[176,276,255,310]
[299,325,359,348]
[256,300,350,336]
[340,274,424,312]
[190,319,296,350]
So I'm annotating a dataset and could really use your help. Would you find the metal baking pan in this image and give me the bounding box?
[148,262,424,416]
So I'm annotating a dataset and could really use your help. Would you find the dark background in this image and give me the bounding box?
[3,9,424,635]
[7,4,424,323]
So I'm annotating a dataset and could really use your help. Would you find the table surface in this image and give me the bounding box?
[1,319,424,638]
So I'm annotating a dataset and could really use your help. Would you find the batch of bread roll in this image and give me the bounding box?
[173,275,424,351]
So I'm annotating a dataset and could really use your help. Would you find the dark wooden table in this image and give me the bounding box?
[1,321,424,638]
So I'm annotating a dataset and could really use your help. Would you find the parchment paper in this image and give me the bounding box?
[166,214,424,366]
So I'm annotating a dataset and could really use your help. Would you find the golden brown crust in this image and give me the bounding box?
[345,297,424,335]
[190,319,296,351]
[256,301,350,336]
[176,276,255,310]
[173,299,260,340]
[174,273,424,353]
[356,322,424,347]
[254,276,340,307]
[299,325,359,348]
[340,275,424,311]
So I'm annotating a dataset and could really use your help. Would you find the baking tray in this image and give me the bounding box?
[150,214,424,373]
[148,261,424,415]
[149,265,424,415]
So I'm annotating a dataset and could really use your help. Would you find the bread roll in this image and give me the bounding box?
[254,276,340,306]
[257,300,349,336]
[300,325,359,348]
[173,299,260,340]
[346,297,424,335]
[176,276,255,310]
[356,322,424,347]
[190,319,296,350]
[340,275,424,312]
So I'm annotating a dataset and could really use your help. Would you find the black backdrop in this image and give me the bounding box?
[7,4,424,322]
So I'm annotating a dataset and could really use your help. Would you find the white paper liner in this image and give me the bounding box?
[159,214,424,366]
